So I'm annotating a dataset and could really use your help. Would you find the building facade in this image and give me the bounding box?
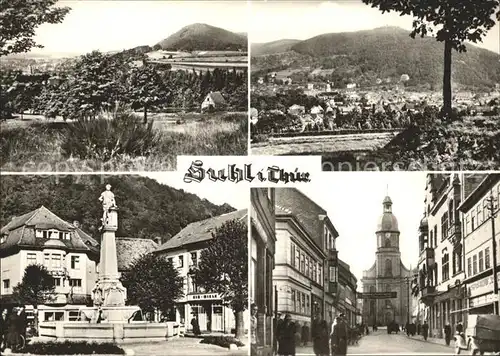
[417,174,488,339]
[273,188,339,331]
[250,188,276,356]
[337,259,359,327]
[0,206,99,322]
[362,196,412,326]
[459,174,500,318]
[155,210,248,334]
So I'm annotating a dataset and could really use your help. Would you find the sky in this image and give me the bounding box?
[141,172,249,211]
[298,172,427,289]
[30,1,249,55]
[250,0,500,53]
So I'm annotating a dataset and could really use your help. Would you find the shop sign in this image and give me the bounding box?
[187,293,220,301]
[468,274,500,297]
[469,293,497,308]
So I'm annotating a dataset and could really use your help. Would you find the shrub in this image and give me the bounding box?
[19,341,125,355]
[200,336,244,348]
[252,134,269,143]
[61,112,161,161]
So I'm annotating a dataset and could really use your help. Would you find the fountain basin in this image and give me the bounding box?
[39,321,180,343]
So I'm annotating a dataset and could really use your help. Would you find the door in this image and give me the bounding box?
[212,304,223,332]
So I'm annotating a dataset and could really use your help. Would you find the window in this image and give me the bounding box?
[69,311,80,321]
[305,256,309,277]
[27,253,37,265]
[429,230,434,248]
[178,255,184,268]
[434,226,437,246]
[471,208,476,231]
[42,230,48,239]
[71,256,80,270]
[449,200,454,223]
[295,248,300,269]
[318,264,322,285]
[467,257,472,276]
[44,253,50,266]
[385,238,391,248]
[441,213,449,240]
[300,253,305,274]
[69,279,82,292]
[292,290,296,312]
[3,279,10,290]
[168,257,173,265]
[290,243,296,267]
[52,254,61,268]
[442,250,449,281]
[485,247,491,269]
[191,252,197,266]
[477,202,483,225]
[53,278,61,287]
[313,261,317,282]
[465,215,470,236]
[301,293,306,314]
[473,255,478,275]
[306,295,310,315]
[330,266,338,282]
[35,229,43,238]
[455,249,463,273]
[484,199,490,220]
[479,251,484,273]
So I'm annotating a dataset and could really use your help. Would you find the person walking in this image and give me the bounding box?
[444,322,452,346]
[251,304,258,356]
[422,320,429,341]
[277,314,296,356]
[312,314,322,356]
[331,314,348,356]
[191,314,201,336]
[316,320,330,356]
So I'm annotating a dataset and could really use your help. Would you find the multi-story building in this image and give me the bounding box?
[250,188,276,356]
[273,188,339,331]
[0,206,99,322]
[417,174,486,338]
[337,259,359,327]
[362,195,412,326]
[154,209,248,334]
[458,174,500,318]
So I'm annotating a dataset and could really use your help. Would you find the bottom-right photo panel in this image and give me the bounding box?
[250,173,500,356]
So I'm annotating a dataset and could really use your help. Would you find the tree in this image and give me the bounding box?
[12,264,56,334]
[121,253,184,319]
[190,218,247,339]
[362,0,500,116]
[0,0,71,56]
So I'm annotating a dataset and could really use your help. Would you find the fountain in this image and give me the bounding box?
[39,184,179,343]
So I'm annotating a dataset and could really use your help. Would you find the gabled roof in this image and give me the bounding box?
[206,91,227,105]
[155,209,247,253]
[116,237,158,271]
[0,206,97,254]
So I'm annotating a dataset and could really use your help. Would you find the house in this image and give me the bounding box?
[201,91,227,112]
[154,210,249,333]
[0,206,99,322]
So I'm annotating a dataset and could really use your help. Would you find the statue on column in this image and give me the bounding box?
[99,184,117,228]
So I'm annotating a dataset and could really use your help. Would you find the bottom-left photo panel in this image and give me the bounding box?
[0,174,249,356]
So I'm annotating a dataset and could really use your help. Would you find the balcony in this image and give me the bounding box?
[448,223,462,246]
[420,285,436,305]
[418,247,435,265]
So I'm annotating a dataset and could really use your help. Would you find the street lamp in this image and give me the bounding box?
[486,192,498,315]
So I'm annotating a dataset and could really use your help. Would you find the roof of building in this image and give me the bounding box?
[206,91,227,105]
[155,209,247,253]
[377,196,399,232]
[115,237,158,271]
[0,206,98,254]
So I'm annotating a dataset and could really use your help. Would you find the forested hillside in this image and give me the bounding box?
[0,175,234,241]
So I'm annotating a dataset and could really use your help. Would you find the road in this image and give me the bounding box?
[295,330,454,355]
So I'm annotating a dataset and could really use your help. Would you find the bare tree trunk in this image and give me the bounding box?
[442,39,453,117]
[143,106,148,124]
[234,310,245,340]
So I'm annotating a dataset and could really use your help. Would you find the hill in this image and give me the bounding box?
[156,23,247,51]
[252,39,301,56]
[253,26,500,89]
[0,175,235,241]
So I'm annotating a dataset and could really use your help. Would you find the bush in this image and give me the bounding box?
[200,336,244,348]
[61,112,161,161]
[19,341,125,355]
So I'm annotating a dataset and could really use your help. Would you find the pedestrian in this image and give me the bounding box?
[277,314,296,356]
[331,314,348,356]
[301,323,309,346]
[444,322,451,346]
[5,307,20,351]
[417,322,421,335]
[251,304,258,356]
[316,320,330,356]
[312,314,322,356]
[16,306,27,341]
[422,320,429,341]
[275,313,283,355]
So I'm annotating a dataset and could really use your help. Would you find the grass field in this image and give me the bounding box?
[0,112,248,172]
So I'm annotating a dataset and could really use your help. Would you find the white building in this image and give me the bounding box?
[155,210,248,333]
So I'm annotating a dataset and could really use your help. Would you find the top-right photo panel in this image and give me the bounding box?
[250,0,500,172]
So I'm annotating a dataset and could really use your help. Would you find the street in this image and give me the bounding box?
[296,330,454,355]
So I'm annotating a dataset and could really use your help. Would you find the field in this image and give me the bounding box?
[0,112,248,172]
[147,50,248,71]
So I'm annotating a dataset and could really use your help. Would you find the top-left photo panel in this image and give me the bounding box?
[1,0,249,173]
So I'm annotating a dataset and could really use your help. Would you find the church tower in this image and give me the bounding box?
[361,195,411,326]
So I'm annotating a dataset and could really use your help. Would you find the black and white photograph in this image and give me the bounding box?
[250,0,500,171]
[0,0,249,172]
[0,174,249,355]
[251,173,500,355]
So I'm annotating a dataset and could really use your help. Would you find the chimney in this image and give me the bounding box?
[73,220,80,228]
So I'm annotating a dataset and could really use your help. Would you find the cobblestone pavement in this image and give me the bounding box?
[295,330,455,355]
